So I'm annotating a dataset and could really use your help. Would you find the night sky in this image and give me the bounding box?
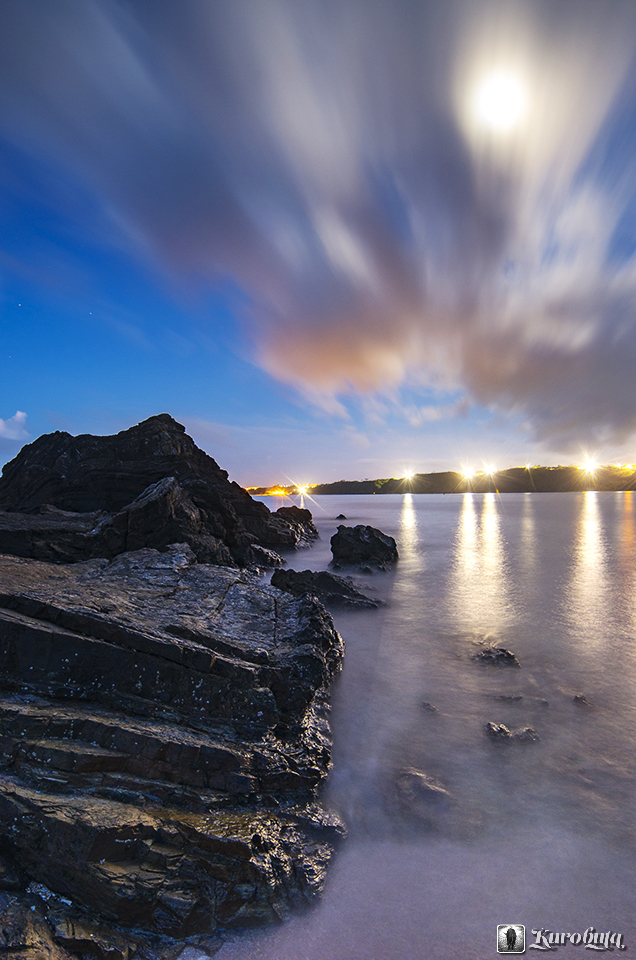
[3,0,636,485]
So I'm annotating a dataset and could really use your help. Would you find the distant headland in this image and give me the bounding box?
[247,464,636,496]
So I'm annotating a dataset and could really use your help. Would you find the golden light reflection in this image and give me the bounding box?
[448,492,511,631]
[399,492,419,558]
[520,493,537,576]
[567,491,609,637]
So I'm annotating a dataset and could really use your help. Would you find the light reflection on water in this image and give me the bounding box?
[447,491,512,634]
[214,493,636,960]
[566,491,610,639]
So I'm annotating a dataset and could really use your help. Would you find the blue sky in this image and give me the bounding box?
[3,0,636,486]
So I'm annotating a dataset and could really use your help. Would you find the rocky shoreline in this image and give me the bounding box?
[0,417,345,959]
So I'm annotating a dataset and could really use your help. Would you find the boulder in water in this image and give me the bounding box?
[485,722,540,743]
[330,524,398,569]
[473,646,520,668]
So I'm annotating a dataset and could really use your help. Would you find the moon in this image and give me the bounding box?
[474,71,527,131]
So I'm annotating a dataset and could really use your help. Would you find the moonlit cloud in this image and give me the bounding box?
[3,0,636,453]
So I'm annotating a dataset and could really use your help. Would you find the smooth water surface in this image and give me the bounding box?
[210,492,636,959]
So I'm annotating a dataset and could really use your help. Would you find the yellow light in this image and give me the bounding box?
[404,470,415,480]
[525,463,531,470]
[583,458,598,474]
[485,464,496,476]
[462,467,475,480]
[297,485,308,495]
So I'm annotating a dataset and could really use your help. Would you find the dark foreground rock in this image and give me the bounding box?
[271,569,382,610]
[0,546,345,958]
[0,415,318,567]
[330,525,398,569]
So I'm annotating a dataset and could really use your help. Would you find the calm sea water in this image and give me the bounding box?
[206,492,636,960]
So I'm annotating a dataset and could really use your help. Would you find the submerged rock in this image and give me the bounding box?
[330,524,398,569]
[0,415,316,567]
[472,646,520,668]
[395,768,449,804]
[393,768,451,824]
[0,547,345,956]
[420,700,439,714]
[271,568,382,609]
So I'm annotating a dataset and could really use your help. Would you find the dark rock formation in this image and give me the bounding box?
[336,514,346,520]
[0,415,318,567]
[485,722,540,743]
[0,547,345,957]
[270,569,382,610]
[472,646,520,667]
[330,525,398,569]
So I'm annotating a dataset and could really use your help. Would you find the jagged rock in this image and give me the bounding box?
[0,547,345,955]
[330,525,398,569]
[0,415,317,567]
[485,722,540,743]
[274,506,319,545]
[472,646,520,667]
[270,569,382,609]
[336,514,347,520]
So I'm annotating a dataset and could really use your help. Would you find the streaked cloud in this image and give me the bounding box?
[2,0,636,454]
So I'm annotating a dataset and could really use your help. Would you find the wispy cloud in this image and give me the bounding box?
[2,0,636,452]
[0,411,29,441]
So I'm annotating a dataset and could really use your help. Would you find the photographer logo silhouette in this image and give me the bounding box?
[498,924,525,953]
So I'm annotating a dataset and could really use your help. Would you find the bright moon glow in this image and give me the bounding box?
[474,71,527,131]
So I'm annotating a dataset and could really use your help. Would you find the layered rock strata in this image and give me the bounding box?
[0,545,345,958]
[271,568,382,609]
[0,415,318,567]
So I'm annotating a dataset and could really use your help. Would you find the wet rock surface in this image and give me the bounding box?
[0,415,317,567]
[330,524,398,569]
[270,569,382,609]
[0,546,345,957]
